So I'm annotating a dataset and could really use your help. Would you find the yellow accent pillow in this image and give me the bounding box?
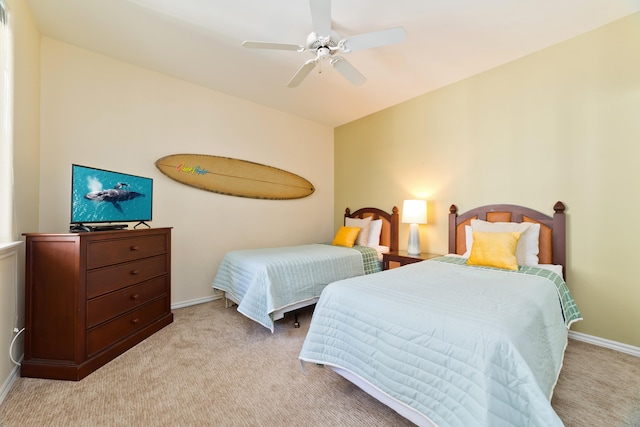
[332,226,361,248]
[467,231,522,270]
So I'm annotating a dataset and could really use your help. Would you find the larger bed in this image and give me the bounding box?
[212,206,399,332]
[299,202,581,427]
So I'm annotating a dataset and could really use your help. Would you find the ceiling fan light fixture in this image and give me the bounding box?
[317,46,331,59]
[242,0,406,87]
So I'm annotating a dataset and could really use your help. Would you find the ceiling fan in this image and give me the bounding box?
[242,0,406,88]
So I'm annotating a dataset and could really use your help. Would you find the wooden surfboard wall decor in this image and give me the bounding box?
[155,154,315,200]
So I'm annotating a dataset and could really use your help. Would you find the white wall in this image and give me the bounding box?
[1,0,40,401]
[38,38,334,304]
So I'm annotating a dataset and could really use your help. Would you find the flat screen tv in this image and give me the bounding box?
[70,164,153,231]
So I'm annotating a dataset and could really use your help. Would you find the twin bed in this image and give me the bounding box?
[212,201,581,426]
[212,206,399,331]
[298,201,581,427]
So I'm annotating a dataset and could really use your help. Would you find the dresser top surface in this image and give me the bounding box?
[23,227,172,238]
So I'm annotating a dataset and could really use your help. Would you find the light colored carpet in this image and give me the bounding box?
[552,338,640,426]
[0,300,638,426]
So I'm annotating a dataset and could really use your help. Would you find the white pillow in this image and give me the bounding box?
[468,220,540,266]
[345,216,372,246]
[367,219,383,246]
[369,245,390,261]
[462,225,473,257]
[535,264,564,278]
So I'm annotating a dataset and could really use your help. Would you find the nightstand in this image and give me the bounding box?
[382,251,441,270]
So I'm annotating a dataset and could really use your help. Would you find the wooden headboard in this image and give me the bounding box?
[448,202,566,275]
[344,206,399,252]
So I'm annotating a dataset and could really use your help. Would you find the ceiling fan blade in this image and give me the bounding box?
[287,59,318,88]
[309,0,331,38]
[242,41,304,52]
[340,26,407,52]
[330,57,366,86]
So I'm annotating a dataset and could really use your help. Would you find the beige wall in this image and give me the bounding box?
[38,39,335,304]
[335,13,640,347]
[1,0,40,394]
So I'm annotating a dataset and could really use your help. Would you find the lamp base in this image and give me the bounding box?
[407,223,421,255]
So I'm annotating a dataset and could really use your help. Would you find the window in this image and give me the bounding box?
[0,0,15,244]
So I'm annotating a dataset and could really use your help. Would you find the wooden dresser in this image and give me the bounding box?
[22,227,173,380]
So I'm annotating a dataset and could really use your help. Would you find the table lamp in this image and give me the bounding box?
[402,199,427,255]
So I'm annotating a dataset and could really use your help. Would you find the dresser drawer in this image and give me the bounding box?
[87,298,167,357]
[86,276,167,328]
[86,234,167,269]
[87,255,167,299]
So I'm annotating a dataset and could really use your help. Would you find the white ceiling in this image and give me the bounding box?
[25,0,640,127]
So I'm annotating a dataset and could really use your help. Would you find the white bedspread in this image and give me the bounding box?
[212,244,368,332]
[299,257,581,426]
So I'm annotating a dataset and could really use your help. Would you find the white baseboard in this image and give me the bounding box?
[569,331,640,357]
[0,365,20,406]
[170,294,220,310]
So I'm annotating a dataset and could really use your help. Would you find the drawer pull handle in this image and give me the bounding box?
[130,245,140,251]
[130,270,139,275]
[131,294,139,301]
[131,318,139,324]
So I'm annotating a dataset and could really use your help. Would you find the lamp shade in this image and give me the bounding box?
[401,200,427,224]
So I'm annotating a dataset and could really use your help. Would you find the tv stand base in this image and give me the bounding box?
[69,224,129,233]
